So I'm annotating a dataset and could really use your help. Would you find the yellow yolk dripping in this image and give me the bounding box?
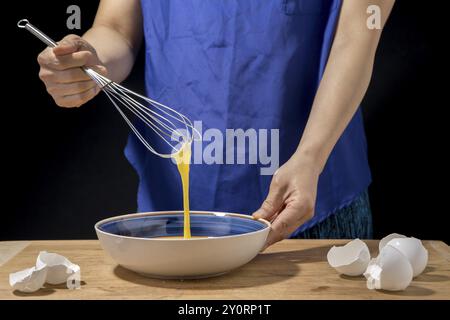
[172,141,192,239]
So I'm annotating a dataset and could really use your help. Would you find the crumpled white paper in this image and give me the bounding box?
[9,251,80,293]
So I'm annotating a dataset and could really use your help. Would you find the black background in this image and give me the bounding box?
[1,1,448,243]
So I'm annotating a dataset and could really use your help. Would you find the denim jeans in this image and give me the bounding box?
[293,191,373,239]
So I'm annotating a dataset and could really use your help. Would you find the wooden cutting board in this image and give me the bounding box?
[0,239,448,299]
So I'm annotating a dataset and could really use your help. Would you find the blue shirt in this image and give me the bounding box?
[125,0,371,235]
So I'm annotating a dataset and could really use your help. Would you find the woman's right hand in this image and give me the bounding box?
[37,34,108,108]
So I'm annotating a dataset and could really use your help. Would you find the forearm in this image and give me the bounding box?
[83,25,137,83]
[295,0,394,172]
[295,38,376,172]
[82,0,142,83]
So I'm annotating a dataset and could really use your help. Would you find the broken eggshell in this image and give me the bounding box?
[327,239,371,276]
[364,245,413,291]
[36,251,80,285]
[378,233,406,251]
[9,264,48,293]
[385,237,428,277]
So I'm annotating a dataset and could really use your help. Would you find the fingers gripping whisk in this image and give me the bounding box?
[19,19,200,158]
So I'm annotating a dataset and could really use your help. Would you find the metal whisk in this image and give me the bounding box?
[18,19,200,158]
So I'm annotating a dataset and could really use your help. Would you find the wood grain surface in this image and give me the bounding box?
[0,239,448,300]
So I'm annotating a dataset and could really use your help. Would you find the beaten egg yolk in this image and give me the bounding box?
[172,141,192,239]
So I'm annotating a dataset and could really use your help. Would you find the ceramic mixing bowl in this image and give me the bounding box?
[95,211,270,279]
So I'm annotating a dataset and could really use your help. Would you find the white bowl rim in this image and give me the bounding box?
[94,210,271,241]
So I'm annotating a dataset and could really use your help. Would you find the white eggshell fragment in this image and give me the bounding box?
[327,239,371,276]
[9,265,48,293]
[386,238,428,277]
[36,251,80,285]
[378,233,406,251]
[364,245,413,291]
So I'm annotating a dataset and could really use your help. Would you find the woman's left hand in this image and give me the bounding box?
[252,154,321,250]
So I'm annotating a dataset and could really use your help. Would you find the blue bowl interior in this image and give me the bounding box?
[98,214,267,238]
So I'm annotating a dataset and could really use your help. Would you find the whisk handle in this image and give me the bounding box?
[17,19,105,86]
[17,19,58,48]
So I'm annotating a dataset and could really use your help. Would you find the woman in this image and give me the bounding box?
[37,0,395,248]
